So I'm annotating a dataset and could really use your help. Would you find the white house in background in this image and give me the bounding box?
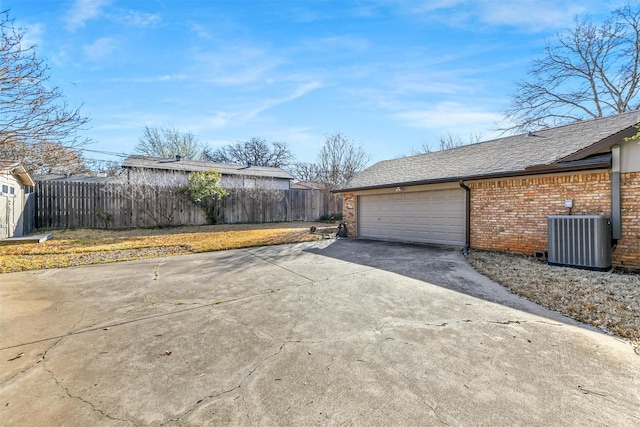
[122,155,293,190]
[0,161,35,239]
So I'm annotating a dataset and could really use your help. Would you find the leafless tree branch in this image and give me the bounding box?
[0,10,90,173]
[505,5,640,132]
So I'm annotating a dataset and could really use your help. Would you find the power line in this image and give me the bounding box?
[80,148,130,158]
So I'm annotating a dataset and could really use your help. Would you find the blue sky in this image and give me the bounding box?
[2,0,624,166]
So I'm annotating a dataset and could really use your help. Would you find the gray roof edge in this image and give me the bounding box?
[557,123,638,162]
[335,161,611,193]
[374,112,637,166]
[122,155,293,179]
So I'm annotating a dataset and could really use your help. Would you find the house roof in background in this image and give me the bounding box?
[122,155,293,180]
[291,181,326,190]
[0,161,35,186]
[33,174,119,183]
[340,110,640,192]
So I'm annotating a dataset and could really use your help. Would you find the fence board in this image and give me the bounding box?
[33,181,342,230]
[23,192,36,235]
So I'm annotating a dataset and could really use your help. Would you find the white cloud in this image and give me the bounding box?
[105,75,186,83]
[408,0,468,13]
[406,0,602,32]
[393,72,480,95]
[15,20,44,49]
[190,23,213,39]
[477,0,589,31]
[83,37,118,62]
[65,0,111,31]
[393,101,504,133]
[243,81,323,120]
[118,10,161,27]
[194,44,283,86]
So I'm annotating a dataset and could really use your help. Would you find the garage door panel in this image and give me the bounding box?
[358,189,465,246]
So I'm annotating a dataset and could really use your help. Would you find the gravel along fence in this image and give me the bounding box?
[465,250,640,352]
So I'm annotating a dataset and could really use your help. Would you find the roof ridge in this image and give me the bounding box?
[340,110,639,191]
[123,154,287,170]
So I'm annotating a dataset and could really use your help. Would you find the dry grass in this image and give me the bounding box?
[466,250,640,348]
[0,222,336,273]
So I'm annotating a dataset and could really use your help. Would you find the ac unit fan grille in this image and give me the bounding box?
[547,215,611,271]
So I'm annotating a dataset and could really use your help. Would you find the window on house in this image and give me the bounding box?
[1,185,7,193]
[9,186,15,194]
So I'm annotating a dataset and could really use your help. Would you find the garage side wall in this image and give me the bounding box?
[343,192,357,236]
[616,171,640,266]
[468,171,640,267]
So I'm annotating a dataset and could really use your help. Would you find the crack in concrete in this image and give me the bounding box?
[1,287,280,351]
[243,249,317,283]
[0,335,64,387]
[243,248,378,288]
[2,307,89,382]
[374,332,450,426]
[3,334,136,425]
[161,339,321,425]
[2,252,375,352]
[378,318,553,331]
[42,358,136,426]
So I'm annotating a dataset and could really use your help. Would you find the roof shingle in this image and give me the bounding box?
[341,111,640,191]
[122,155,293,180]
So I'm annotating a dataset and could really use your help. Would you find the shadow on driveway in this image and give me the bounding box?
[303,238,588,328]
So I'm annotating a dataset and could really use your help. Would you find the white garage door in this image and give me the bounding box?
[358,189,465,246]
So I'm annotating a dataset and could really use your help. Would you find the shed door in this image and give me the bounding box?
[358,189,465,246]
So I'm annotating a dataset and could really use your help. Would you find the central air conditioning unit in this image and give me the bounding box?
[547,215,612,271]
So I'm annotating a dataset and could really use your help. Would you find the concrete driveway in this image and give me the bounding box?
[1,240,638,426]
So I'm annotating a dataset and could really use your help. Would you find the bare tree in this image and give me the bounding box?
[290,162,321,182]
[229,177,285,223]
[84,159,123,177]
[0,10,90,173]
[1,138,88,175]
[410,132,482,155]
[112,168,189,227]
[506,5,640,132]
[316,133,370,190]
[135,126,203,160]
[203,137,294,167]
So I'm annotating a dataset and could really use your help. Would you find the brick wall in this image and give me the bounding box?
[616,172,640,266]
[341,171,639,266]
[342,192,356,237]
[468,171,639,267]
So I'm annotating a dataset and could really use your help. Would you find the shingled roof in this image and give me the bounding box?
[340,110,640,192]
[122,155,293,180]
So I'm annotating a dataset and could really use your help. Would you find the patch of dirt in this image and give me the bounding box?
[466,250,640,350]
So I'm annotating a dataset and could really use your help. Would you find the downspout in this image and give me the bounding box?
[611,146,622,240]
[459,180,471,255]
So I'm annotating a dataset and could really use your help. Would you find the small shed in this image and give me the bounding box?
[0,161,35,239]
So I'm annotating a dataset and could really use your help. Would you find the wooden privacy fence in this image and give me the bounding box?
[35,180,342,230]
[23,192,36,235]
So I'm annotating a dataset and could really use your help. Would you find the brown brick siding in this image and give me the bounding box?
[341,171,639,267]
[469,171,639,267]
[616,172,640,266]
[342,192,356,237]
